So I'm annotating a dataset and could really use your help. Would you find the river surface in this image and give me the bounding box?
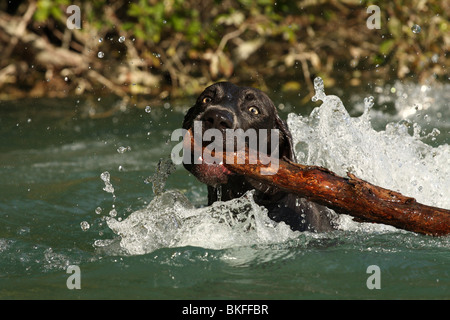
[0,81,449,299]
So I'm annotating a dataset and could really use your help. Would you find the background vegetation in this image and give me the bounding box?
[0,0,448,101]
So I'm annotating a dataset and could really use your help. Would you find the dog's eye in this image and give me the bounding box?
[248,106,260,115]
[202,97,212,104]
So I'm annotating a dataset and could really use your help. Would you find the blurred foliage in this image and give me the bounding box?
[0,0,448,100]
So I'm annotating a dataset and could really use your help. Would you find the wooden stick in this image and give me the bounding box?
[186,132,450,236]
[229,149,450,236]
[225,155,450,236]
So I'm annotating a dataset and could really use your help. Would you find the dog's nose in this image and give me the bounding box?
[202,108,234,130]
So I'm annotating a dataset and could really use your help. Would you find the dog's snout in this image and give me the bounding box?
[202,108,234,130]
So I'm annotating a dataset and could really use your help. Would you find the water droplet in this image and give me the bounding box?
[98,51,104,58]
[64,76,68,82]
[95,207,102,214]
[430,128,440,137]
[312,77,326,102]
[17,226,30,235]
[98,38,103,43]
[411,24,421,34]
[80,221,90,231]
[103,184,114,194]
[364,96,375,111]
[431,53,439,63]
[217,185,222,201]
[118,36,125,43]
[314,77,324,91]
[101,171,115,194]
[104,184,114,193]
[145,106,152,113]
[117,146,131,153]
[109,209,118,217]
[100,171,110,182]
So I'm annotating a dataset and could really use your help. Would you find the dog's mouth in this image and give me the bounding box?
[194,157,233,186]
[183,128,234,187]
[182,123,280,189]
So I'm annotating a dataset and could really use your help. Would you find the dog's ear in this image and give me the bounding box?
[274,115,296,162]
[257,90,295,162]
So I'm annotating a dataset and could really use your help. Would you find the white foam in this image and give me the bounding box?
[101,190,300,256]
[287,84,450,210]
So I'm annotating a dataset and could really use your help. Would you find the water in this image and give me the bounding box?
[0,82,449,300]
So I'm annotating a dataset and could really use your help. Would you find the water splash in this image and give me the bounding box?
[144,158,176,196]
[98,190,299,256]
[363,96,374,113]
[373,80,450,123]
[98,79,449,257]
[311,77,326,102]
[288,81,450,210]
[117,146,131,154]
[216,185,222,201]
[100,171,115,196]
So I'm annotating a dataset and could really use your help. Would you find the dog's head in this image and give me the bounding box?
[182,82,294,190]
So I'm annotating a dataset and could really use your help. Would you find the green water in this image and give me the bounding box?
[0,89,449,300]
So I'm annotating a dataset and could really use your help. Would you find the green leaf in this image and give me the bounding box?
[387,17,401,38]
[379,39,395,55]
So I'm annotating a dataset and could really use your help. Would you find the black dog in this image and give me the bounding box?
[182,82,335,232]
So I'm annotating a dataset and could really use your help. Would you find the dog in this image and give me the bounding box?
[182,82,335,232]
